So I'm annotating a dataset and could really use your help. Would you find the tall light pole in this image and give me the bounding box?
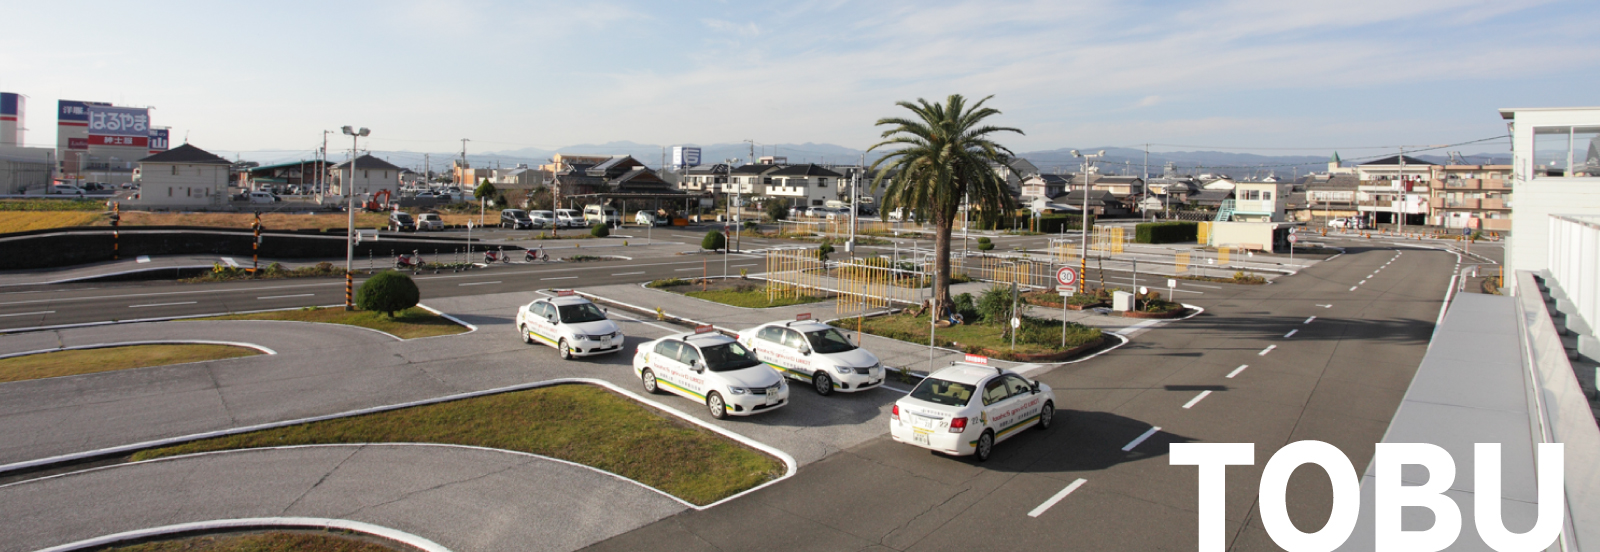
[1072,150,1105,294]
[727,159,741,253]
[341,125,370,311]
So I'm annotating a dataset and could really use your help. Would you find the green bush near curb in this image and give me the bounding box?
[1135,221,1198,244]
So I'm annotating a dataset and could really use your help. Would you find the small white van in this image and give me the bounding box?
[584,205,620,226]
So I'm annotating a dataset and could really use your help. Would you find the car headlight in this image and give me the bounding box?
[835,364,853,375]
[572,334,591,341]
[728,387,747,395]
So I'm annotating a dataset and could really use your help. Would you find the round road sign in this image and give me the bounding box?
[1288,234,1299,244]
[1010,317,1021,329]
[1055,266,1079,287]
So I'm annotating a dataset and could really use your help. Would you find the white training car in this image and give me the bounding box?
[737,317,885,396]
[635,327,789,419]
[515,291,625,359]
[890,362,1055,461]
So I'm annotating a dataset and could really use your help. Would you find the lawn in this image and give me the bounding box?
[849,311,1101,361]
[199,306,466,339]
[651,278,827,308]
[131,384,785,506]
[104,531,397,552]
[0,344,259,383]
[0,211,104,233]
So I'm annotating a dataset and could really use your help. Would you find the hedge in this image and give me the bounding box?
[1135,221,1198,244]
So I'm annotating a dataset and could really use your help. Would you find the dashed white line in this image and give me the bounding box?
[129,301,197,308]
[1349,286,1358,291]
[1284,329,1298,338]
[1182,390,1212,409]
[257,294,315,300]
[457,281,502,287]
[1259,345,1276,356]
[1316,304,1332,308]
[1027,478,1088,518]
[1122,427,1161,451]
[1359,280,1366,285]
[1304,316,1316,324]
[674,268,702,272]
[541,276,578,281]
[1226,365,1248,378]
[732,264,757,267]
[611,271,646,276]
[0,310,54,318]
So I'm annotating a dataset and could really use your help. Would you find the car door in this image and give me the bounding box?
[1002,374,1045,433]
[528,301,559,346]
[750,326,788,375]
[671,341,709,400]
[978,376,1019,440]
[648,340,688,397]
[778,328,815,379]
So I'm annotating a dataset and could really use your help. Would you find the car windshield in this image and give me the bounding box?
[557,303,608,324]
[699,342,762,372]
[909,377,977,407]
[533,211,552,218]
[394,214,413,222]
[507,210,528,219]
[804,328,857,354]
[419,214,438,221]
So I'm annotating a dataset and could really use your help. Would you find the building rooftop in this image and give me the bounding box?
[138,144,231,165]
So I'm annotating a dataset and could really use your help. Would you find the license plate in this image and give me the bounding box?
[913,431,930,445]
[912,416,934,429]
[767,394,781,406]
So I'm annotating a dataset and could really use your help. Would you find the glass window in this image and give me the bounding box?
[757,326,784,343]
[654,340,680,359]
[1576,128,1600,177]
[675,341,702,365]
[699,342,762,372]
[557,303,607,324]
[1003,375,1033,396]
[1262,191,1272,201]
[982,378,1011,406]
[803,328,857,354]
[781,329,808,350]
[1532,126,1600,178]
[909,377,976,407]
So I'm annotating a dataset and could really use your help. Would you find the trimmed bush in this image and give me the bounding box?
[817,239,835,261]
[356,271,420,317]
[976,236,995,251]
[1036,214,1095,233]
[1135,221,1198,244]
[590,223,610,237]
[702,230,726,251]
[976,284,1013,324]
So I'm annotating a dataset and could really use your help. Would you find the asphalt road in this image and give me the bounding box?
[583,237,1460,552]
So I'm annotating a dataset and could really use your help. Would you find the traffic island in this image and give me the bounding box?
[0,344,260,383]
[130,384,785,506]
[100,530,402,552]
[646,277,829,309]
[841,311,1103,363]
[199,307,467,339]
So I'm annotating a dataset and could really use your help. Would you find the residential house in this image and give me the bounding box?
[330,154,404,198]
[990,157,1040,198]
[1298,174,1362,222]
[765,164,843,207]
[1058,189,1127,216]
[133,143,231,209]
[1428,164,1513,231]
[1356,155,1436,226]
[681,164,730,192]
[1021,174,1071,202]
[1219,180,1287,222]
[729,163,781,197]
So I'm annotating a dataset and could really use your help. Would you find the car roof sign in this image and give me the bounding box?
[695,324,715,334]
[796,313,811,321]
[556,290,576,297]
[964,353,989,365]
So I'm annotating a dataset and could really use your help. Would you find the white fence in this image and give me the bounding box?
[1547,214,1599,354]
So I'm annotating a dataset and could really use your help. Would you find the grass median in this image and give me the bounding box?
[844,311,1101,361]
[199,306,466,339]
[105,531,398,552]
[130,384,785,506]
[649,278,828,308]
[0,344,259,383]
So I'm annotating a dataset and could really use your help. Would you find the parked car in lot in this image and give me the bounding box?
[48,185,87,195]
[888,208,917,222]
[737,318,885,396]
[635,327,788,419]
[248,191,280,203]
[416,213,444,231]
[389,211,417,232]
[515,291,625,360]
[500,209,536,229]
[584,204,620,226]
[635,210,666,226]
[890,362,1054,461]
[529,210,556,228]
[556,209,582,228]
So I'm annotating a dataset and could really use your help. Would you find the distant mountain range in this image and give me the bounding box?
[230,140,1510,179]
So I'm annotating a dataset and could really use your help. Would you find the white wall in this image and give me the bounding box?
[333,167,400,198]
[1504,108,1600,287]
[136,162,228,207]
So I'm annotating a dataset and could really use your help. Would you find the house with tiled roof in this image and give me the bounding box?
[330,154,404,197]
[134,143,232,208]
[765,164,844,206]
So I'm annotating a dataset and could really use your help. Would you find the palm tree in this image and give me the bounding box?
[867,94,1022,318]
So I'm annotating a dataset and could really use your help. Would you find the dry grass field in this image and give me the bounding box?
[0,212,105,233]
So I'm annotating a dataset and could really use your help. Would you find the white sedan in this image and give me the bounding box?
[890,362,1055,461]
[737,318,885,396]
[515,291,625,359]
[634,328,789,419]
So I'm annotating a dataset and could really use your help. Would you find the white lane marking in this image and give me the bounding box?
[674,268,702,272]
[1305,317,1317,325]
[136,255,151,263]
[457,281,502,287]
[221,257,239,268]
[541,276,578,281]
[1284,329,1298,338]
[1349,286,1358,291]
[1027,478,1088,518]
[1316,304,1332,308]
[257,294,314,300]
[1359,280,1366,285]
[1259,345,1276,356]
[1182,390,1212,409]
[129,301,197,308]
[0,310,54,318]
[1226,365,1248,378]
[611,271,646,276]
[1122,427,1161,451]
[732,264,757,267]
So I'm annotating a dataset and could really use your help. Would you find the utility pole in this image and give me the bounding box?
[744,139,755,164]
[1397,147,1407,234]
[1072,150,1105,295]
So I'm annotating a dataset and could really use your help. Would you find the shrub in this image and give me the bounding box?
[356,271,420,317]
[976,284,1014,324]
[977,237,994,251]
[590,223,610,237]
[473,179,497,200]
[817,239,835,261]
[702,230,726,251]
[1135,221,1198,244]
[647,277,691,288]
[765,199,791,222]
[265,262,285,274]
[952,292,979,322]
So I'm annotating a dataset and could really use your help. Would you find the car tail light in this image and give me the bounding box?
[948,416,968,433]
[891,404,900,421]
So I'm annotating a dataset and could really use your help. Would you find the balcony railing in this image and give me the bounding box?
[1480,198,1506,210]
[1443,179,1482,189]
[1482,178,1512,190]
[1445,198,1480,209]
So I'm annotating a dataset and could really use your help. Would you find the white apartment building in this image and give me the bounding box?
[1500,106,1600,285]
[133,144,231,209]
[763,164,843,207]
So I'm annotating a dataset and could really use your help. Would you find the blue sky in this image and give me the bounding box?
[2,0,1596,158]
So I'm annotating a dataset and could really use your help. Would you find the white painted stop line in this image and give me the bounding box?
[1304,316,1316,324]
[1028,478,1088,518]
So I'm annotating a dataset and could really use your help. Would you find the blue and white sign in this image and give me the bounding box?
[672,146,702,169]
[58,99,111,122]
[148,128,170,151]
[87,106,149,137]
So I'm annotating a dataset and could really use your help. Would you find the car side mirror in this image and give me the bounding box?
[800,346,812,356]
[1030,381,1041,394]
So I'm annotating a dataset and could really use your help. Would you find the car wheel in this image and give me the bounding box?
[641,369,661,394]
[1037,401,1054,430]
[559,339,573,360]
[975,430,994,462]
[520,324,533,344]
[812,372,834,396]
[706,391,727,419]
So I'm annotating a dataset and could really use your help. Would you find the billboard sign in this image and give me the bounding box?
[88,135,149,147]
[58,100,110,124]
[87,106,150,137]
[1,93,20,117]
[67,138,88,150]
[672,146,702,169]
[148,128,170,152]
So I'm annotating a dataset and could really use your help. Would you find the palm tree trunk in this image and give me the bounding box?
[931,209,954,318]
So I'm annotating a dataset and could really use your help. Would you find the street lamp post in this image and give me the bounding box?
[1071,150,1105,294]
[341,125,370,311]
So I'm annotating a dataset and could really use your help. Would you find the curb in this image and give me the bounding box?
[0,339,277,361]
[32,517,452,552]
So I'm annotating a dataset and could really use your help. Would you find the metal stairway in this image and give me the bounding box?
[1215,199,1235,222]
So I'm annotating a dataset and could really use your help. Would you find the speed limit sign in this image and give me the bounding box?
[1055,266,1079,287]
[1288,234,1298,244]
